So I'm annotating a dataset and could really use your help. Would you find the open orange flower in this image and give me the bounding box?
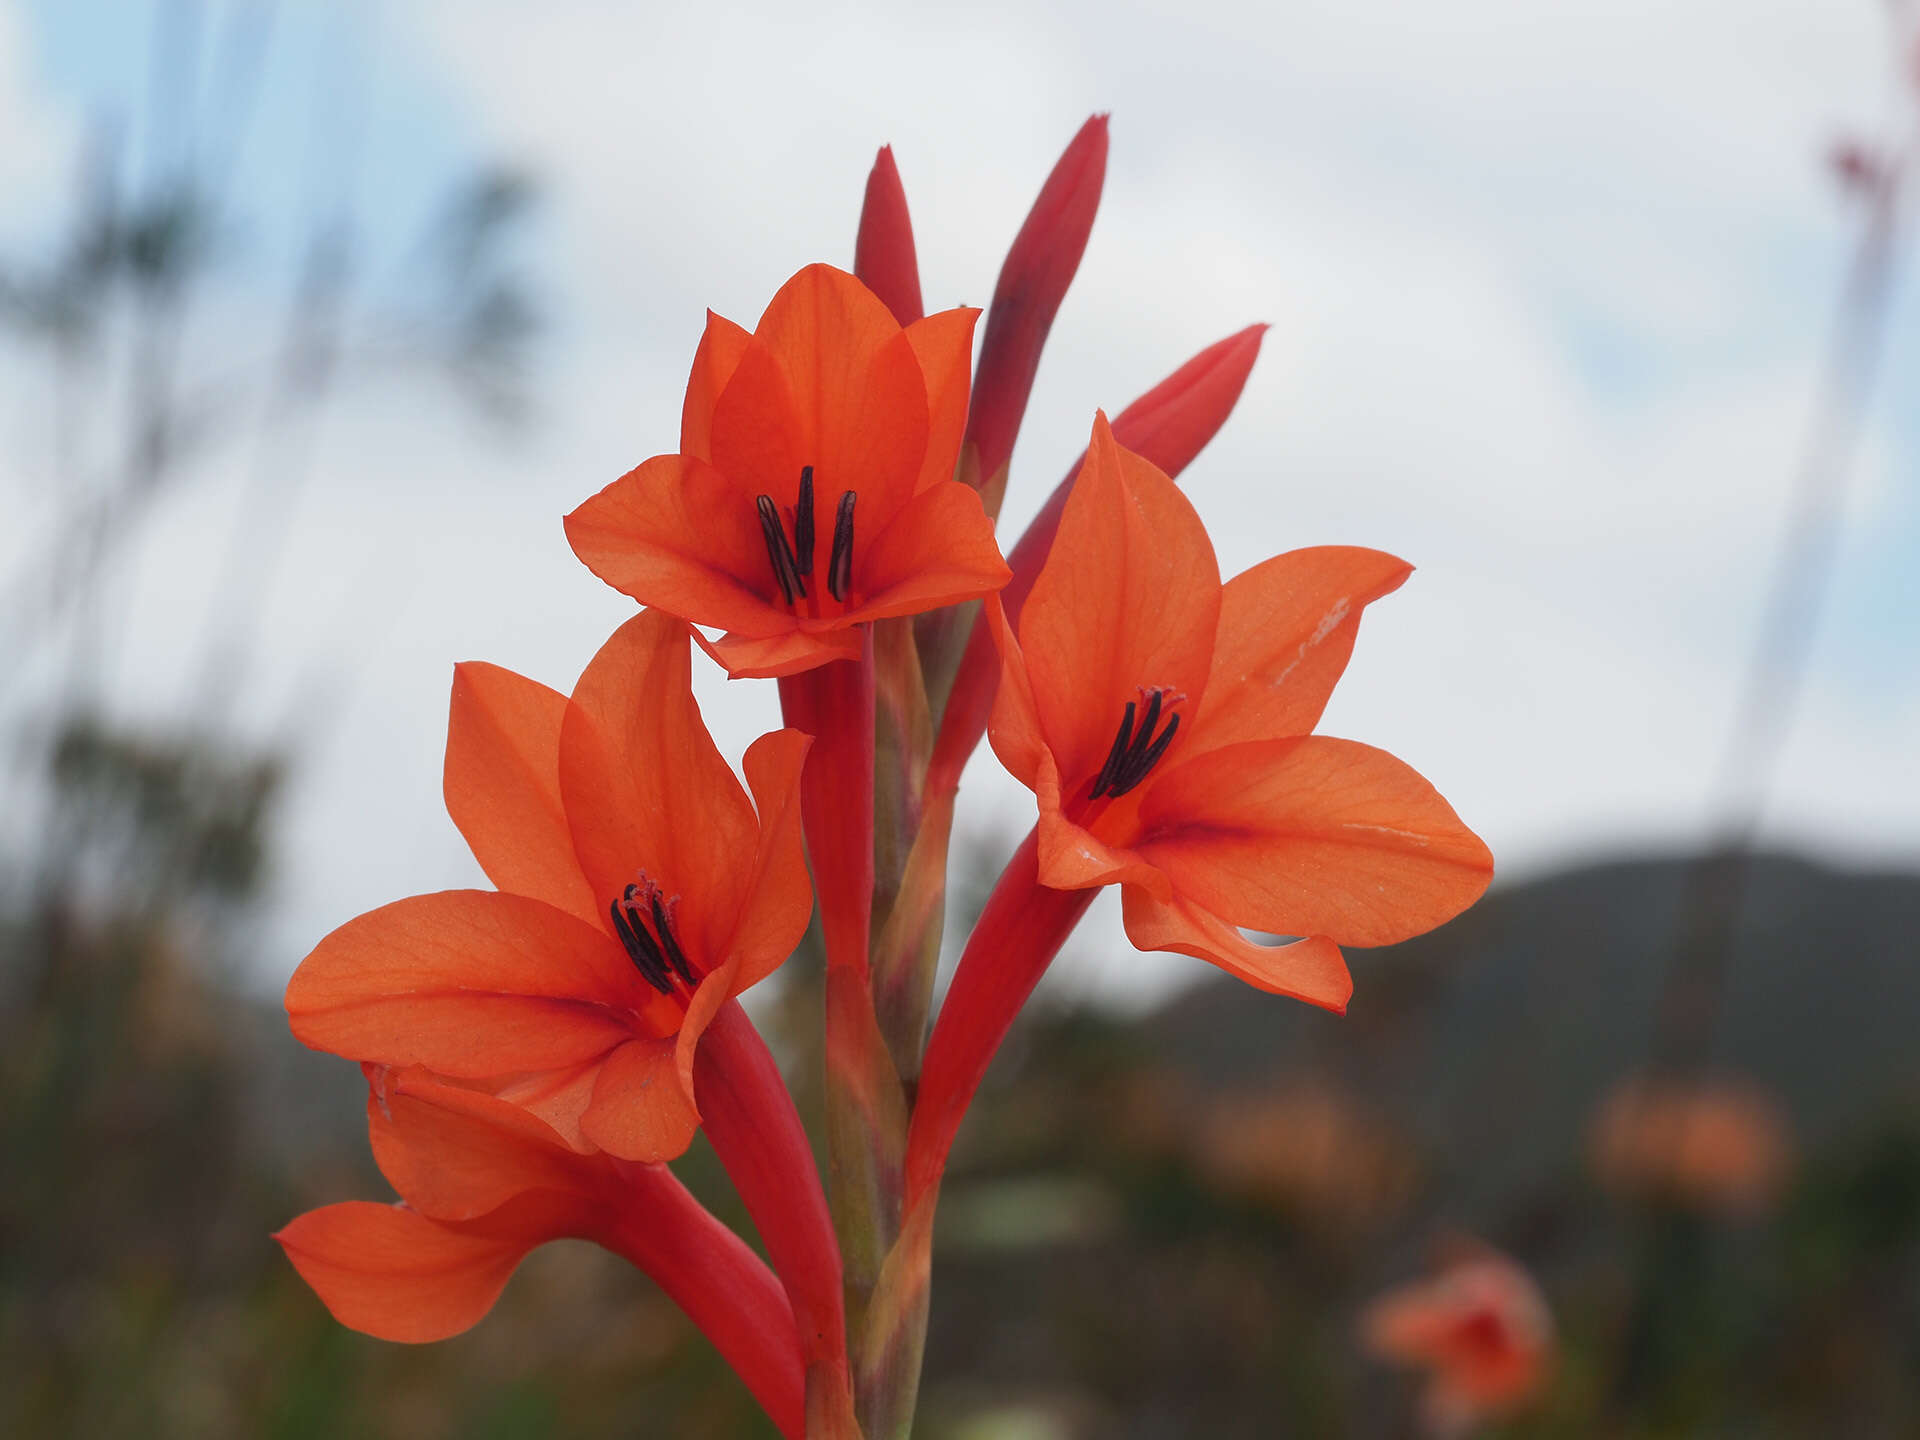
[278,1066,806,1438]
[566,263,1010,679]
[285,609,811,1163]
[905,412,1494,1214]
[986,411,1492,1008]
[1362,1245,1555,1436]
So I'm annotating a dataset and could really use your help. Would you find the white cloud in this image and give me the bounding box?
[9,0,1915,1007]
[0,3,68,215]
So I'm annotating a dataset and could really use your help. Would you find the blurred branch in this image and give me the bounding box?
[1650,119,1913,1075]
[0,166,542,698]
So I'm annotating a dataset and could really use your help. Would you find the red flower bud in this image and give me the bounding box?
[963,114,1109,491]
[854,145,925,327]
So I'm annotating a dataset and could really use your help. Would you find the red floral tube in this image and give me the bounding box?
[693,998,853,1427]
[903,828,1096,1209]
[603,1161,808,1438]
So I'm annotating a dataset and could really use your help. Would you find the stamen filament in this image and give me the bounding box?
[756,494,808,605]
[1089,700,1136,799]
[611,881,699,995]
[1089,688,1184,799]
[652,892,696,986]
[611,893,673,994]
[1115,711,1180,796]
[793,465,816,577]
[828,490,856,602]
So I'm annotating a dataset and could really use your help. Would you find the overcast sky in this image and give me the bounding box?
[3,0,1916,1007]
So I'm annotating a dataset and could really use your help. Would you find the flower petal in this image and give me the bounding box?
[559,610,760,969]
[368,1068,591,1222]
[276,1195,581,1343]
[725,729,815,991]
[849,481,1010,624]
[1119,887,1352,1012]
[1192,547,1413,755]
[443,662,599,926]
[712,264,929,532]
[902,306,979,496]
[982,593,1047,791]
[681,310,754,461]
[566,453,792,636]
[1032,747,1167,897]
[492,1059,602,1154]
[1019,412,1219,790]
[1137,736,1493,947]
[580,1034,702,1163]
[285,891,646,1075]
[692,623,865,680]
[933,324,1271,788]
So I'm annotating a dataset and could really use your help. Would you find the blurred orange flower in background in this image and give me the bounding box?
[1592,1072,1794,1214]
[284,610,812,1164]
[566,263,1010,678]
[1362,1242,1555,1436]
[1191,1084,1419,1234]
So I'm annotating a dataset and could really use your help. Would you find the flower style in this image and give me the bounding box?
[278,1066,806,1438]
[985,410,1493,1008]
[284,609,812,1164]
[565,263,1010,679]
[1361,1245,1555,1436]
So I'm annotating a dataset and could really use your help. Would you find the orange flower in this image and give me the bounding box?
[565,263,1010,679]
[1591,1072,1792,1214]
[1362,1246,1554,1436]
[277,1066,806,1438]
[985,411,1492,1007]
[906,412,1492,1212]
[285,609,812,1164]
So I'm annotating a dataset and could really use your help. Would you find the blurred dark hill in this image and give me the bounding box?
[1150,852,1920,1221]
[918,850,1920,1438]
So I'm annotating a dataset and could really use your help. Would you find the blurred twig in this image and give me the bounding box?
[1649,62,1914,1077]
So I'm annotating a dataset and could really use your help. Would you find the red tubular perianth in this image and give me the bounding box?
[693,999,857,1434]
[779,637,878,988]
[903,828,1096,1212]
[854,145,925,328]
[777,634,893,1437]
[603,1157,809,1440]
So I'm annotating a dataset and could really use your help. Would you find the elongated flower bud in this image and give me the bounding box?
[963,114,1109,498]
[855,144,925,327]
